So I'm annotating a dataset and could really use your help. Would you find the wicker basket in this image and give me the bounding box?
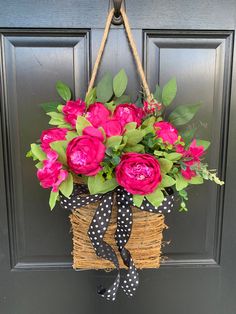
[70,202,167,270]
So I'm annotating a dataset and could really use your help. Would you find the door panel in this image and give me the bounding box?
[0,1,236,314]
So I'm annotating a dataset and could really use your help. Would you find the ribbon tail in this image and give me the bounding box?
[87,192,121,301]
[116,187,139,297]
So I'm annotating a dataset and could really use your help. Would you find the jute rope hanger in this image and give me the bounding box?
[86,7,153,103]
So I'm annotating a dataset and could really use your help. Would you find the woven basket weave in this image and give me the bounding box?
[70,202,167,270]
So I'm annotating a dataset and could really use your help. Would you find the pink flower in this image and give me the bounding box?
[181,167,196,180]
[40,128,68,153]
[37,158,68,192]
[154,121,179,145]
[178,139,204,166]
[113,104,144,127]
[62,99,86,127]
[115,153,162,195]
[102,119,123,137]
[82,126,104,142]
[66,135,106,176]
[86,102,111,127]
[143,100,162,114]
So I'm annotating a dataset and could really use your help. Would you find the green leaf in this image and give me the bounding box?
[66,131,78,141]
[169,103,201,126]
[40,102,60,113]
[85,87,96,107]
[57,105,64,112]
[125,129,145,146]
[166,152,183,161]
[47,112,64,121]
[124,144,145,153]
[49,190,59,210]
[113,69,128,98]
[96,72,113,103]
[160,175,176,187]
[88,175,118,194]
[179,127,197,145]
[56,81,71,101]
[35,161,43,169]
[114,94,131,105]
[31,144,46,161]
[162,78,177,106]
[125,122,137,131]
[153,84,162,102]
[189,175,204,184]
[133,195,144,207]
[195,139,211,150]
[76,116,91,135]
[59,173,73,198]
[26,150,33,158]
[158,158,173,173]
[146,188,164,207]
[50,140,67,164]
[175,174,189,191]
[106,136,123,149]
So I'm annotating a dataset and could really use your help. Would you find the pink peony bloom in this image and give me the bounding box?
[86,102,111,128]
[66,135,106,176]
[40,128,68,153]
[143,100,162,114]
[37,158,68,192]
[154,121,179,145]
[102,119,123,137]
[115,153,162,195]
[62,99,86,127]
[113,103,144,127]
[82,126,104,142]
[181,167,197,180]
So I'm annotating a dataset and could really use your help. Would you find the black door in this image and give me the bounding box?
[0,1,236,313]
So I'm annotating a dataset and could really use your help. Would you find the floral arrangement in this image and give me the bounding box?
[27,69,224,212]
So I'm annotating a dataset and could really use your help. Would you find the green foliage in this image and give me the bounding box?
[124,144,145,153]
[153,84,162,102]
[50,140,67,164]
[166,152,183,161]
[146,188,164,207]
[199,165,224,185]
[124,129,145,146]
[88,174,118,194]
[76,116,91,135]
[196,139,211,150]
[30,144,46,161]
[56,81,71,101]
[40,102,60,113]
[96,72,113,103]
[179,127,197,145]
[66,131,78,141]
[125,122,137,131]
[114,94,131,105]
[174,174,189,191]
[169,103,201,126]
[113,69,128,98]
[189,175,204,184]
[133,194,144,207]
[46,111,69,127]
[158,158,173,173]
[85,87,96,107]
[106,136,123,149]
[49,190,59,210]
[162,78,177,106]
[160,174,176,187]
[59,173,73,198]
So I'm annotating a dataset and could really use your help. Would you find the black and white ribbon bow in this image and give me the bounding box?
[60,184,174,301]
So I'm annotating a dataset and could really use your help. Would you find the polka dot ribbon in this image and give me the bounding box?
[60,184,174,301]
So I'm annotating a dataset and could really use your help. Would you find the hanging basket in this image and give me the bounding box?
[70,203,166,270]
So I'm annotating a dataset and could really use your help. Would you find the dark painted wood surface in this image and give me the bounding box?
[0,1,236,313]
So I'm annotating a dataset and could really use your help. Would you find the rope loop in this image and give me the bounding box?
[86,8,153,103]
